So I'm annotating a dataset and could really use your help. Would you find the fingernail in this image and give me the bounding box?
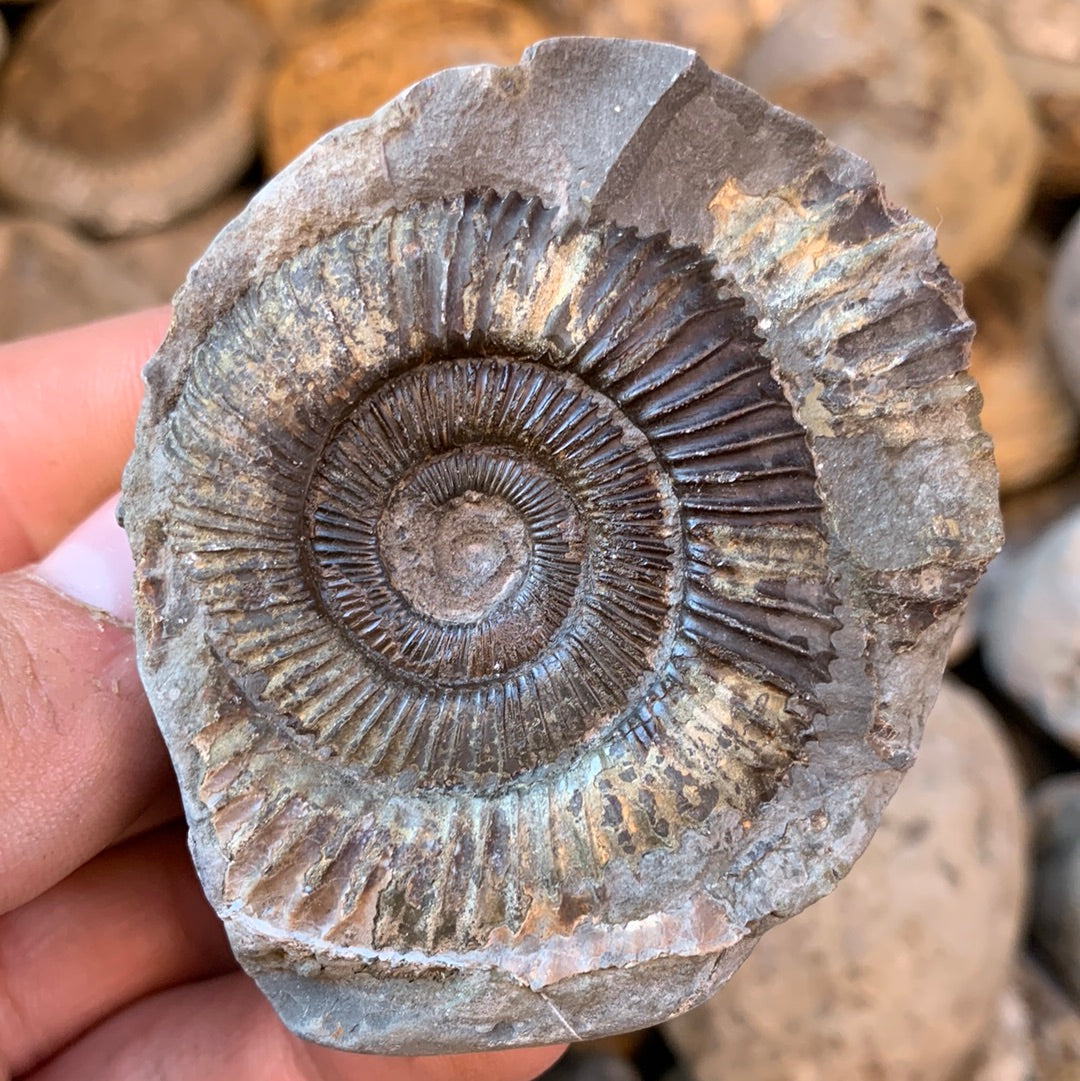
[34,495,135,622]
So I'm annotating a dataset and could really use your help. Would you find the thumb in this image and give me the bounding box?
[34,498,136,623]
[0,497,171,914]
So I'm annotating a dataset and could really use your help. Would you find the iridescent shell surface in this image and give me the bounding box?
[121,38,1002,1054]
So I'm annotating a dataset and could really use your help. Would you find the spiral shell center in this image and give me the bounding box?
[380,479,530,625]
[163,190,839,807]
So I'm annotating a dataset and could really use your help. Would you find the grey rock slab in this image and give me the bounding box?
[121,38,1001,1053]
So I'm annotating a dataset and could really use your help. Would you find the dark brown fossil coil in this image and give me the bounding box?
[171,191,834,802]
[122,38,1002,1055]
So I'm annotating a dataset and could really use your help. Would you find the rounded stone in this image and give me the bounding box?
[1049,211,1080,404]
[663,677,1029,1081]
[1030,776,1080,1003]
[965,0,1080,192]
[0,0,270,235]
[982,507,1080,755]
[965,234,1077,494]
[122,39,1001,1053]
[0,216,158,341]
[958,982,1035,1081]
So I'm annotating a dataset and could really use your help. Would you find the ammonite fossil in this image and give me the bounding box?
[121,38,1002,1053]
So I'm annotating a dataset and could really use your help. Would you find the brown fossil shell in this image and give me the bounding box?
[122,39,1001,1054]
[0,0,270,236]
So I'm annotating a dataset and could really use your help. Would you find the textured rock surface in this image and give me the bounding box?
[0,0,269,235]
[741,0,1040,279]
[966,235,1077,494]
[983,508,1080,754]
[1031,776,1080,1002]
[0,216,158,341]
[663,677,1029,1081]
[122,39,1001,1053]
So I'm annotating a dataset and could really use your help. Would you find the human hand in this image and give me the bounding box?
[0,309,567,1081]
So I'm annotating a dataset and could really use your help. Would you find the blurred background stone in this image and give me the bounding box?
[964,0,1080,193]
[662,677,1029,1081]
[0,216,157,340]
[0,0,269,235]
[532,0,790,74]
[237,0,366,41]
[1031,776,1080,1004]
[954,959,1080,1081]
[966,233,1078,495]
[739,0,1040,279]
[948,593,979,667]
[1002,470,1080,552]
[983,508,1080,756]
[958,981,1035,1081]
[1016,958,1080,1080]
[1049,211,1080,406]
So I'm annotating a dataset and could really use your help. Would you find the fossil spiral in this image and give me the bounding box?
[122,39,1002,1053]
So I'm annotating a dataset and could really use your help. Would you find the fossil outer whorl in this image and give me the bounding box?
[122,39,1002,1054]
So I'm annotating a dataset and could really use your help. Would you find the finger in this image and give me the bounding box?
[27,972,566,1081]
[112,783,184,845]
[0,306,171,571]
[0,825,234,1077]
[0,551,171,914]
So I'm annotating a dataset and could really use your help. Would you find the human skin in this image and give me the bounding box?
[0,308,566,1080]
